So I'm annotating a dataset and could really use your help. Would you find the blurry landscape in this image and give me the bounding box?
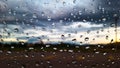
[0,42,120,68]
[0,41,120,52]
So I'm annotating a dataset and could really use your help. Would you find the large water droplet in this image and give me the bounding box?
[85,37,89,41]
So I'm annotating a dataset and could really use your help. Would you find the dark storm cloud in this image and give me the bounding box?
[0,0,120,24]
[68,0,120,22]
[0,0,96,21]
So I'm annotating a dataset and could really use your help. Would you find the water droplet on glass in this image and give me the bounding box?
[68,50,73,53]
[85,46,90,49]
[106,36,108,40]
[110,23,115,27]
[85,37,89,41]
[33,13,37,18]
[14,28,19,32]
[102,18,106,21]
[7,51,12,54]
[53,47,57,50]
[35,61,40,67]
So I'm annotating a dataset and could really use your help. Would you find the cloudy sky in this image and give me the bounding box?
[0,0,120,44]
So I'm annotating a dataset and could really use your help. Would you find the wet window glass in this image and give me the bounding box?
[0,0,120,68]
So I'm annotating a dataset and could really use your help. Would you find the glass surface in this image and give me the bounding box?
[0,0,120,68]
